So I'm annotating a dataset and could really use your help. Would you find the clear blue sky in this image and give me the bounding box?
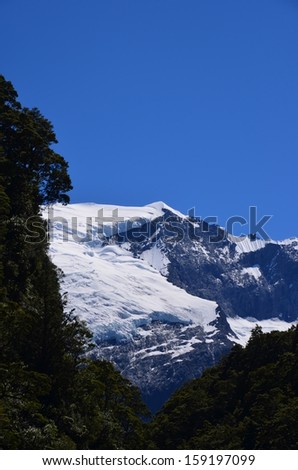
[1,0,298,239]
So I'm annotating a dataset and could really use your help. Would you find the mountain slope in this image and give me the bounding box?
[45,202,298,410]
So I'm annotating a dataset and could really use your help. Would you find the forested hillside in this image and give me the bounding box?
[149,326,298,449]
[0,75,148,449]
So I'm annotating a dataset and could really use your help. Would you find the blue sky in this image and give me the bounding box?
[1,0,298,239]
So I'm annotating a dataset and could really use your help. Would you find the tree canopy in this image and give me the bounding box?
[149,325,298,450]
[0,75,148,449]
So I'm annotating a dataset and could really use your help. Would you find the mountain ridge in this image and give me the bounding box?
[44,201,298,410]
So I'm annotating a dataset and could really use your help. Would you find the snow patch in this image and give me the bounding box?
[140,246,169,275]
[44,201,184,242]
[241,266,262,281]
[146,201,186,220]
[227,316,297,346]
[231,236,268,254]
[171,337,204,359]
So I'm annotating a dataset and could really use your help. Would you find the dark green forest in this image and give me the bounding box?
[0,75,297,450]
[149,326,298,449]
[0,76,148,449]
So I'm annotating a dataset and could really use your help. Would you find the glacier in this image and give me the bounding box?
[43,201,298,410]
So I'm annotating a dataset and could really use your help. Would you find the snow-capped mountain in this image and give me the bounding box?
[44,202,298,410]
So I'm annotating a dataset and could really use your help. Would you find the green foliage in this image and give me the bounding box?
[58,360,149,450]
[0,75,72,211]
[149,326,298,450]
[0,75,148,449]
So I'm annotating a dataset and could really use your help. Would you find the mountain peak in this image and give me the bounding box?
[146,201,186,219]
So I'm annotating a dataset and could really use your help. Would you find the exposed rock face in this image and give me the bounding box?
[47,203,298,410]
[123,209,298,322]
[96,310,235,412]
